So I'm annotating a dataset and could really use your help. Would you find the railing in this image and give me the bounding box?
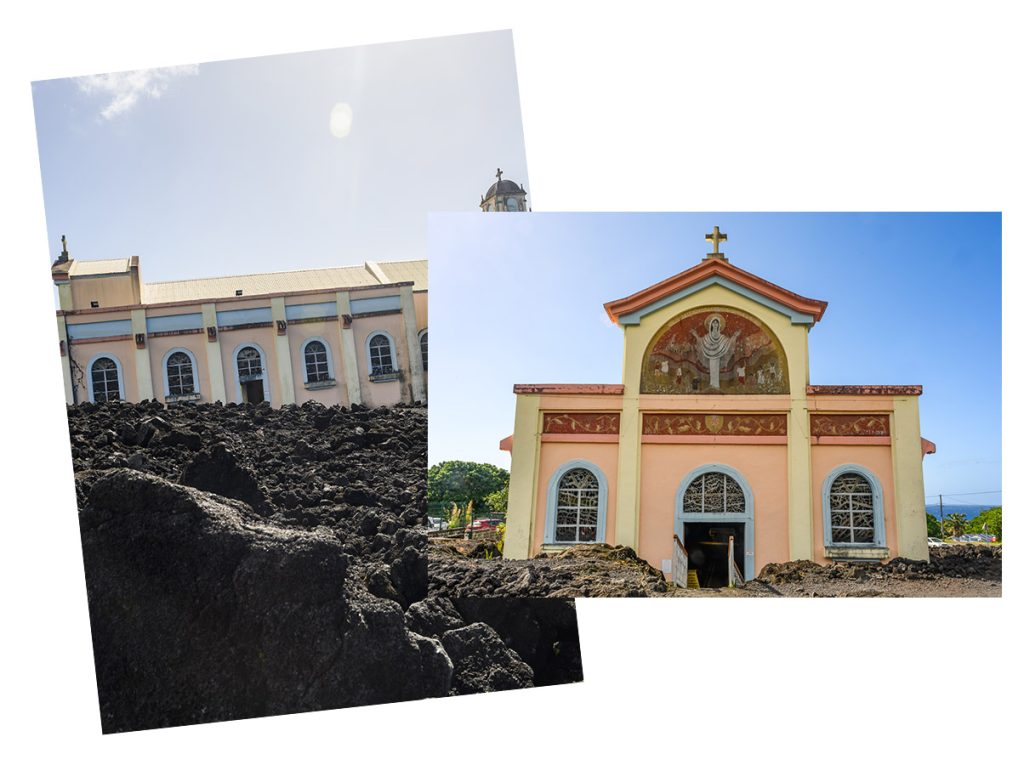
[672,534,689,588]
[727,535,745,587]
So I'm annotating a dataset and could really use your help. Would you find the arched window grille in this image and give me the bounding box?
[166,351,196,396]
[303,340,330,382]
[827,472,879,544]
[237,346,262,381]
[682,471,746,513]
[368,334,395,376]
[555,468,600,543]
[419,331,428,371]
[90,357,121,402]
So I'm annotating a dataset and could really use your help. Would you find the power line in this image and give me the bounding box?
[925,490,1001,499]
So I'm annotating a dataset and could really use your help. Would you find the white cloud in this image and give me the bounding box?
[75,64,199,120]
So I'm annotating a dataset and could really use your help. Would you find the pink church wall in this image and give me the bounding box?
[353,313,406,408]
[532,442,620,556]
[811,444,898,562]
[637,443,790,576]
[146,334,210,403]
[286,322,348,406]
[219,327,279,406]
[71,338,138,403]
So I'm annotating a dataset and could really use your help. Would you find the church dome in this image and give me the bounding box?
[484,178,525,198]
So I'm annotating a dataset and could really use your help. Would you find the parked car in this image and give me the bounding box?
[927,537,951,548]
[469,517,504,531]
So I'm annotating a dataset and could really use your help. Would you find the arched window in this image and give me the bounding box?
[419,330,428,371]
[166,351,196,396]
[237,346,262,380]
[824,468,885,547]
[545,463,610,544]
[682,471,746,514]
[90,356,121,402]
[368,333,395,376]
[303,340,330,383]
[555,468,599,542]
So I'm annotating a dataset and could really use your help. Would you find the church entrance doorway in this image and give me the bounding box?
[681,522,745,588]
[675,465,755,585]
[241,379,265,404]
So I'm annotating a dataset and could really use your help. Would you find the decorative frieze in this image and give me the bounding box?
[642,412,787,436]
[543,412,621,435]
[810,414,890,437]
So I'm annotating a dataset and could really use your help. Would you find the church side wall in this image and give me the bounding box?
[287,320,348,407]
[811,443,898,562]
[638,442,789,577]
[147,333,210,403]
[532,441,620,556]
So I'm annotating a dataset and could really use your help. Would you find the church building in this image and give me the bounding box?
[500,228,935,585]
[52,238,427,409]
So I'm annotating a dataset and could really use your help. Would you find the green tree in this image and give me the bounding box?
[428,461,509,515]
[483,483,509,518]
[926,513,942,537]
[944,512,968,539]
[966,506,1002,542]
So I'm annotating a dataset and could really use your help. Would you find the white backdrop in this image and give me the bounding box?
[1,1,1017,762]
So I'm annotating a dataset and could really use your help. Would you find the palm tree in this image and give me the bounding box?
[944,513,968,539]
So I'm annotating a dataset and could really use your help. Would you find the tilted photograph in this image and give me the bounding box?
[34,31,581,733]
[426,212,1001,598]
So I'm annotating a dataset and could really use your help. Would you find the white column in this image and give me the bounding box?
[335,291,362,406]
[202,303,228,403]
[130,308,154,401]
[270,297,296,406]
[399,285,426,402]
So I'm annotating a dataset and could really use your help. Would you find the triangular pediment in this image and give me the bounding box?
[604,258,827,326]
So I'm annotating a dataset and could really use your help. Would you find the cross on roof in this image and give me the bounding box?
[705,226,728,258]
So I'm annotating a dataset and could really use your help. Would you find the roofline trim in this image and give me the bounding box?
[56,279,416,317]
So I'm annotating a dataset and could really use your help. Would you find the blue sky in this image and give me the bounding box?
[32,31,528,286]
[428,212,1002,505]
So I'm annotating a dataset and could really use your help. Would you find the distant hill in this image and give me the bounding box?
[925,504,997,521]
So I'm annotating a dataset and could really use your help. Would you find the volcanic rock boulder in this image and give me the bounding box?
[440,623,534,695]
[80,469,451,732]
[179,443,268,511]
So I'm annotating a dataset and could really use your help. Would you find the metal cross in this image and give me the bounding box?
[705,226,727,257]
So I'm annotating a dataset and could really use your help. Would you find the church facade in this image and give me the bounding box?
[52,240,427,409]
[500,229,934,585]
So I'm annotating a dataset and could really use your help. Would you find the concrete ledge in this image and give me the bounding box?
[824,546,890,562]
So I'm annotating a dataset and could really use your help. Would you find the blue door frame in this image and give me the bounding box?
[674,464,755,581]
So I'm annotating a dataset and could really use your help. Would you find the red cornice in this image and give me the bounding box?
[807,385,923,396]
[512,384,625,395]
[603,258,828,324]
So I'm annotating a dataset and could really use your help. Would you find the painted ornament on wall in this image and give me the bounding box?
[640,307,789,394]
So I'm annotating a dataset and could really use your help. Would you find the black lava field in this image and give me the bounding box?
[67,400,582,733]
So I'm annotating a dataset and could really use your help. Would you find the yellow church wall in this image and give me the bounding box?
[504,395,542,559]
[70,273,138,311]
[891,396,929,561]
[413,291,428,331]
[532,441,620,556]
[638,442,789,577]
[811,443,898,562]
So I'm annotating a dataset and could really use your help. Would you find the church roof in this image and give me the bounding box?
[483,179,525,199]
[603,257,828,326]
[142,258,427,304]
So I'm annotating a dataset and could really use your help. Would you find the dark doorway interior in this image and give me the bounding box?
[684,522,744,588]
[242,379,265,404]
